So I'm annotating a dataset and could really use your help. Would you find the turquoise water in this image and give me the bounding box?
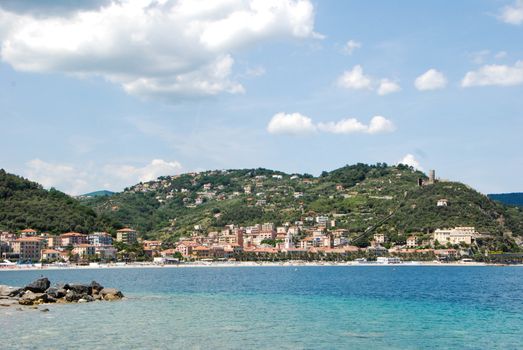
[1,266,522,349]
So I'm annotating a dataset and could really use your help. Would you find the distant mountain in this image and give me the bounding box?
[79,190,115,198]
[488,193,523,207]
[0,169,117,234]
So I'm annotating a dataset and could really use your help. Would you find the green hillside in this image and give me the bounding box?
[83,164,523,247]
[0,169,116,234]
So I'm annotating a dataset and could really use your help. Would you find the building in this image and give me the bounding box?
[19,228,38,237]
[41,249,62,261]
[192,246,211,259]
[437,199,449,207]
[373,233,386,244]
[88,232,113,246]
[433,227,476,246]
[60,232,88,247]
[315,216,329,226]
[176,241,198,258]
[72,244,96,258]
[95,245,117,260]
[116,228,138,244]
[11,237,45,262]
[406,236,418,248]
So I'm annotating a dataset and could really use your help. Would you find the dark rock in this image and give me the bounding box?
[41,308,50,312]
[25,278,51,293]
[68,284,92,295]
[45,287,66,299]
[90,281,104,293]
[46,296,57,303]
[65,290,82,303]
[19,291,48,305]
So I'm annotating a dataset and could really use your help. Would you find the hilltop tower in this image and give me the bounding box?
[428,170,435,184]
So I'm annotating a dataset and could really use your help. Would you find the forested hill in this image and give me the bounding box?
[488,193,523,207]
[0,169,116,233]
[82,164,523,244]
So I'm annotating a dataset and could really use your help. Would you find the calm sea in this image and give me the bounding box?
[1,266,522,349]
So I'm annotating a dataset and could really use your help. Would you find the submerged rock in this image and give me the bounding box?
[100,288,124,301]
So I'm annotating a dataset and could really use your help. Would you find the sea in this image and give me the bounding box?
[1,266,522,349]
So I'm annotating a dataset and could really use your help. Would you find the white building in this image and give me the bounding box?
[437,199,449,207]
[433,227,476,246]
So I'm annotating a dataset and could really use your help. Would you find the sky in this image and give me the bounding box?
[0,0,522,195]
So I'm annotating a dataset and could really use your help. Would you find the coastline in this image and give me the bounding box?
[0,261,519,271]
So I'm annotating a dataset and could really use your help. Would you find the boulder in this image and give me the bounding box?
[90,281,104,293]
[100,288,124,301]
[19,291,48,305]
[45,287,66,299]
[25,278,51,293]
[65,290,82,303]
[68,284,92,295]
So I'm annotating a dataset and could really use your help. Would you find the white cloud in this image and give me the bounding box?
[499,0,523,25]
[105,159,183,184]
[377,79,401,95]
[343,39,361,55]
[269,113,396,135]
[461,61,523,87]
[0,0,319,101]
[267,112,317,135]
[22,158,183,195]
[367,115,396,134]
[337,65,372,90]
[25,159,90,196]
[414,69,447,91]
[317,118,367,134]
[398,154,423,171]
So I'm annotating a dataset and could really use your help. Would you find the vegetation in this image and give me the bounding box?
[0,169,116,234]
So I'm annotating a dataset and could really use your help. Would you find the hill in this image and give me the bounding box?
[0,169,116,234]
[77,190,115,198]
[488,193,523,207]
[83,164,523,250]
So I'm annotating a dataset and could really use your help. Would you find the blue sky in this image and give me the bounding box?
[0,0,522,194]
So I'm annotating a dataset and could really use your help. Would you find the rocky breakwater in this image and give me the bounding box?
[0,277,124,309]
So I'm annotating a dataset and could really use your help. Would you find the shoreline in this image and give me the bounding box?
[0,261,520,271]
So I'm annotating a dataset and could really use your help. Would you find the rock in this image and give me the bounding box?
[19,291,48,305]
[90,281,104,293]
[45,287,66,299]
[41,308,50,312]
[100,288,124,301]
[25,278,51,293]
[0,285,23,298]
[68,284,92,295]
[65,290,82,303]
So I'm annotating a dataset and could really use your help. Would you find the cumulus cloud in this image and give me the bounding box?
[337,65,372,90]
[398,154,423,171]
[461,61,523,87]
[343,39,361,55]
[377,79,401,95]
[499,0,523,25]
[0,0,319,101]
[414,69,447,91]
[22,158,183,195]
[337,65,400,95]
[266,112,317,135]
[268,113,396,135]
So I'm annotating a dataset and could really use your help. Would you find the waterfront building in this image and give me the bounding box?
[72,244,96,258]
[11,237,45,261]
[41,249,62,261]
[433,227,476,246]
[116,228,138,244]
[88,232,113,246]
[60,232,88,247]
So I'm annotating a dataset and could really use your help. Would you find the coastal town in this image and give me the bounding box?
[0,222,489,266]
